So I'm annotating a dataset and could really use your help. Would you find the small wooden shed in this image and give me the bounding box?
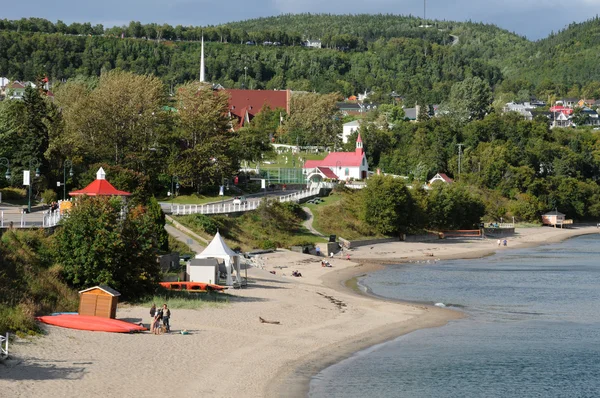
[78,285,121,319]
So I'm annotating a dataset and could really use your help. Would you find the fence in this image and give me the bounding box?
[0,210,62,229]
[0,333,8,360]
[171,188,320,216]
[441,230,483,239]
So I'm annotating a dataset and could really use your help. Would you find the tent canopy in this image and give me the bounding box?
[195,232,240,286]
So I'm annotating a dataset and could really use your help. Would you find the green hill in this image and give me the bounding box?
[1,14,600,100]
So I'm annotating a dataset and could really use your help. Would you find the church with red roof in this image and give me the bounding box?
[69,168,131,197]
[303,135,368,182]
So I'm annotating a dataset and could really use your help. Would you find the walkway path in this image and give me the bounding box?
[302,207,327,239]
[164,215,208,255]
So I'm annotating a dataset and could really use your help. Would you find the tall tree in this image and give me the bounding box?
[173,82,235,190]
[283,92,342,146]
[447,76,493,122]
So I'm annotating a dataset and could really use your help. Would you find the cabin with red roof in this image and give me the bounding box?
[225,89,290,129]
[303,135,368,182]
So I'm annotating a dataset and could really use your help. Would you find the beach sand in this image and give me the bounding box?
[1,226,598,397]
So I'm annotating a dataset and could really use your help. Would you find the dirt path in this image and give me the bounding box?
[302,207,326,238]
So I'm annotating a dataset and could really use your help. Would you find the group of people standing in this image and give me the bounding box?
[149,303,171,334]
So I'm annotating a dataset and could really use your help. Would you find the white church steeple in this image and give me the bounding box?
[200,36,205,82]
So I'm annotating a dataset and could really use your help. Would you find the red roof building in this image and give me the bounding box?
[225,89,290,129]
[303,135,368,181]
[549,105,573,115]
[69,168,131,197]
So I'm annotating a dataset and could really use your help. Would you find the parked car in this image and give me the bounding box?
[233,196,247,205]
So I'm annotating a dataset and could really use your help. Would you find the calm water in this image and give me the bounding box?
[310,234,600,398]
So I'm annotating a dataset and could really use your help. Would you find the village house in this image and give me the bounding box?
[303,134,368,182]
[304,39,322,49]
[503,102,535,120]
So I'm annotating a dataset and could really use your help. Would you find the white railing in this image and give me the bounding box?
[0,210,63,229]
[278,188,320,203]
[171,188,321,216]
[0,333,8,360]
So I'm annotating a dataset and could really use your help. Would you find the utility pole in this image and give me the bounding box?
[424,0,426,22]
[457,143,464,180]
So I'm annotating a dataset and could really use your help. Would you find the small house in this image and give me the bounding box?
[542,210,566,227]
[78,285,121,318]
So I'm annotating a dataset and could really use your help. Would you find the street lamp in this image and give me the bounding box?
[62,159,73,200]
[0,157,10,181]
[170,176,179,202]
[27,159,41,213]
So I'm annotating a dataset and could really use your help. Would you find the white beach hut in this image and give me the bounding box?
[195,232,241,286]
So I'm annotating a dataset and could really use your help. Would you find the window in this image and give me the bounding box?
[362,158,365,166]
[345,168,349,176]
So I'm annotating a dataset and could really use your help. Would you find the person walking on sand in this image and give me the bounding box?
[503,239,508,247]
[162,303,171,333]
[497,239,501,246]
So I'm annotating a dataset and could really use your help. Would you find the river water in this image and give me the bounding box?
[310,234,600,397]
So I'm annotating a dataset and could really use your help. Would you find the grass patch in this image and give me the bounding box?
[137,290,230,310]
[307,189,380,240]
[168,235,196,256]
[259,151,327,169]
[174,200,323,251]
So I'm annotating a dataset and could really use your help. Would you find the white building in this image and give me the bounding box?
[342,120,361,143]
[303,134,368,182]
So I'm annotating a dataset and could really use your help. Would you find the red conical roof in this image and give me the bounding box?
[69,167,131,197]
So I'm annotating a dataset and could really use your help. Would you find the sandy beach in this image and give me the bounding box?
[1,226,598,397]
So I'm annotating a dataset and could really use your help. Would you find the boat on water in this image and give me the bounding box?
[159,281,227,292]
[37,314,146,333]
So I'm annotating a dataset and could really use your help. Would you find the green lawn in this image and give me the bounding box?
[258,151,327,169]
[304,194,343,235]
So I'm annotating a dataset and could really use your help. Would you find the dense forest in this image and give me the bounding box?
[2,15,600,102]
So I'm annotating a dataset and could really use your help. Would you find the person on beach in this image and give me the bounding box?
[149,303,156,328]
[497,239,501,246]
[152,311,163,334]
[315,246,321,256]
[503,239,508,246]
[162,303,171,333]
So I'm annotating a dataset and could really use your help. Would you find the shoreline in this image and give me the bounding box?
[2,226,598,398]
[268,226,600,397]
[266,262,464,398]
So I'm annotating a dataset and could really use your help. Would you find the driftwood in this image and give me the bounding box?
[259,316,281,325]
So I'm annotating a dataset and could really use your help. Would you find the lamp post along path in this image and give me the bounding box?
[26,159,41,213]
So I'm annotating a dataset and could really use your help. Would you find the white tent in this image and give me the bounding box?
[195,232,240,286]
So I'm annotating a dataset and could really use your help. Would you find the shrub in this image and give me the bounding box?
[41,189,58,205]
[0,187,26,200]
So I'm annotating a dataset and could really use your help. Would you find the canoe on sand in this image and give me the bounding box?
[37,314,146,333]
[159,281,226,292]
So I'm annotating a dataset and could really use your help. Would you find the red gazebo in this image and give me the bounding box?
[69,168,131,197]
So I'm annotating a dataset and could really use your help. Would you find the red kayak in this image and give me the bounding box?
[159,281,226,292]
[37,314,147,333]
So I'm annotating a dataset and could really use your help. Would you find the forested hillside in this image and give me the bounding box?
[3,14,600,101]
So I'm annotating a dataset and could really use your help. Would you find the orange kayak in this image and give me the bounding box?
[159,281,226,292]
[37,314,147,333]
